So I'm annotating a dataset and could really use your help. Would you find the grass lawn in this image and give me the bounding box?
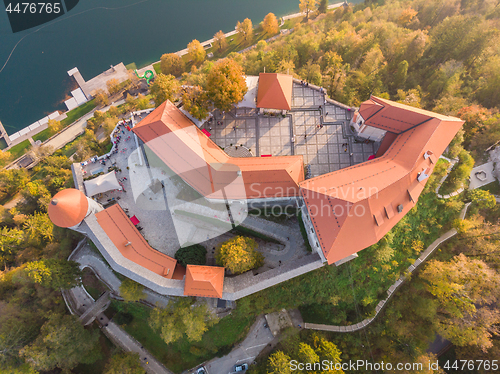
[7,139,31,160]
[32,99,97,143]
[238,160,463,325]
[125,62,137,71]
[479,180,500,195]
[112,301,254,373]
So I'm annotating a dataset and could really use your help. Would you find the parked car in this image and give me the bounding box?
[235,363,249,371]
[196,367,206,374]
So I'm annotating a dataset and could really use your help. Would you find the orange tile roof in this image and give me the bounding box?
[48,188,88,228]
[300,97,463,264]
[256,73,293,111]
[184,265,225,298]
[95,204,177,278]
[133,101,304,200]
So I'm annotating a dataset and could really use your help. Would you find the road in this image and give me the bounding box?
[204,315,274,374]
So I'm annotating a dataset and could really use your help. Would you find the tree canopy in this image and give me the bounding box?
[148,298,218,344]
[206,59,247,112]
[216,236,263,274]
[263,13,278,35]
[187,39,206,65]
[174,243,207,267]
[160,53,185,77]
[150,73,180,106]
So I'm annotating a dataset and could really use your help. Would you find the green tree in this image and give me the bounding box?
[0,226,24,265]
[236,18,253,43]
[318,0,327,13]
[187,39,206,65]
[175,243,207,267]
[19,180,51,214]
[263,13,279,35]
[0,168,29,199]
[467,189,496,211]
[160,53,185,77]
[299,0,317,19]
[395,60,409,88]
[23,212,54,245]
[181,86,210,121]
[206,59,247,112]
[119,278,145,302]
[104,352,144,374]
[150,73,180,106]
[20,314,100,371]
[149,298,217,344]
[213,30,228,52]
[25,259,82,290]
[216,236,263,274]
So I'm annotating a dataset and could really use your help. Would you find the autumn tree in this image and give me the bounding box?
[0,168,29,199]
[150,73,180,106]
[216,236,263,274]
[181,86,210,121]
[93,89,109,107]
[300,0,317,19]
[160,53,185,77]
[47,119,62,133]
[420,254,500,350]
[206,59,247,112]
[106,78,121,95]
[263,13,279,35]
[236,18,253,43]
[119,278,145,302]
[267,351,292,374]
[187,39,206,65]
[104,352,143,374]
[213,30,228,52]
[21,314,100,371]
[149,298,217,344]
[25,259,82,290]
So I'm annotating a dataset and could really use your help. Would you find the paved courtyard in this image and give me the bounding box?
[207,83,378,178]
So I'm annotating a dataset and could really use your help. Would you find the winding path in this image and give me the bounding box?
[304,203,471,333]
[435,156,465,199]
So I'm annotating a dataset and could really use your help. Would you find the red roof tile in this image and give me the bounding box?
[256,73,293,111]
[133,101,304,200]
[300,97,463,264]
[184,265,225,298]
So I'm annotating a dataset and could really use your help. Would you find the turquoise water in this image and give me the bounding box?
[0,0,348,133]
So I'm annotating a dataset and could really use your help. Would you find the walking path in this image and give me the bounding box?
[70,241,172,308]
[435,156,464,199]
[304,202,471,333]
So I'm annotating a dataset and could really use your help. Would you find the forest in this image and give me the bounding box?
[1,0,500,372]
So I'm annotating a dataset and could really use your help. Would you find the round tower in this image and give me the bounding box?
[48,188,103,233]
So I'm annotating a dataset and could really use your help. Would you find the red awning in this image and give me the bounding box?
[201,129,211,137]
[130,215,140,225]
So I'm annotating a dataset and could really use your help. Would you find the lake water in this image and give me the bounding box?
[0,0,351,134]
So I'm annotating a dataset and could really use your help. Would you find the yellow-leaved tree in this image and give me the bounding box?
[216,236,263,274]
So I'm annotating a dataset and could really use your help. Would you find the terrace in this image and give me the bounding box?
[206,82,379,178]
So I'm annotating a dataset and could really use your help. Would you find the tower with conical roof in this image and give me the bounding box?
[48,188,103,233]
